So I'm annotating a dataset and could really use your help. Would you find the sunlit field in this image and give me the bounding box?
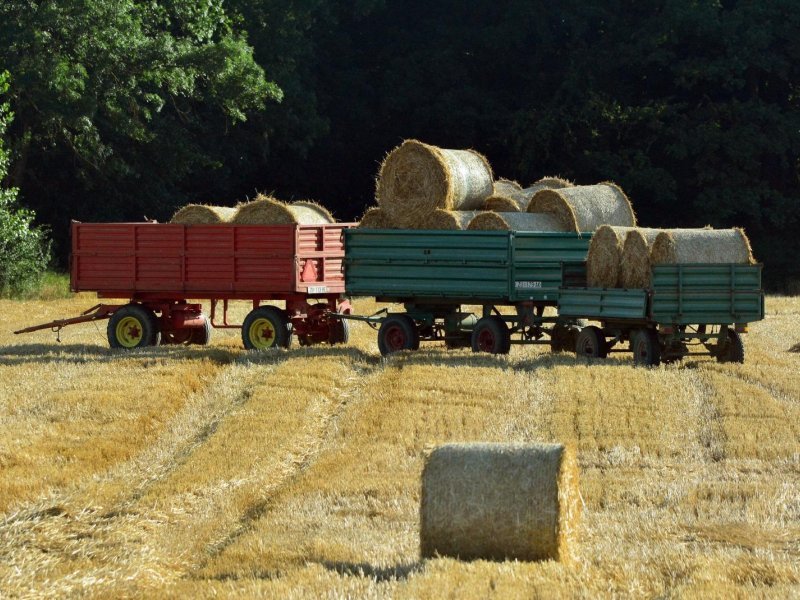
[0,294,798,598]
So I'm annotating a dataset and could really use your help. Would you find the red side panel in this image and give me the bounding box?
[71,222,351,297]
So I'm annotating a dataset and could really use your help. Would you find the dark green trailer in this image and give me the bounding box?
[343,229,764,365]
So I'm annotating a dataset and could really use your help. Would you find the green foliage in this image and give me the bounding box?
[0,71,51,297]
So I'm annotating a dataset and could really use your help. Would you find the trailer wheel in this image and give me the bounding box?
[190,316,212,345]
[242,307,292,350]
[107,304,161,349]
[329,318,350,345]
[471,316,511,355]
[575,326,607,359]
[378,315,420,356]
[715,328,744,364]
[632,329,661,367]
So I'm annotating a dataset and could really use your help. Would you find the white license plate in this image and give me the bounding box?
[307,285,329,294]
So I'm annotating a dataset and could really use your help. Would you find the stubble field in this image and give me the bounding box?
[0,294,798,598]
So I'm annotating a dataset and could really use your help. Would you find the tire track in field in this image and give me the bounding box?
[0,353,286,598]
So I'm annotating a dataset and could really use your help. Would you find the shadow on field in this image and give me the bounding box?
[0,342,382,368]
[320,560,424,582]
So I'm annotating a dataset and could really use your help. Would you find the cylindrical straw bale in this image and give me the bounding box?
[493,179,522,195]
[468,211,565,232]
[485,176,575,213]
[586,225,630,288]
[376,140,493,227]
[528,183,636,233]
[420,442,580,562]
[231,195,334,225]
[650,228,755,266]
[619,228,662,288]
[358,207,392,229]
[409,209,478,230]
[170,205,236,224]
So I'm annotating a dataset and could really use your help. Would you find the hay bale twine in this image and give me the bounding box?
[468,211,565,232]
[650,228,755,266]
[619,228,662,288]
[232,195,334,225]
[586,225,630,288]
[528,183,636,232]
[170,205,236,224]
[420,442,579,562]
[358,207,392,229]
[485,176,575,213]
[409,209,478,230]
[376,140,493,227]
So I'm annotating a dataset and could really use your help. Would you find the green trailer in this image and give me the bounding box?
[343,229,764,365]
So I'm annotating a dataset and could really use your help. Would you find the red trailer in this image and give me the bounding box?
[15,221,354,349]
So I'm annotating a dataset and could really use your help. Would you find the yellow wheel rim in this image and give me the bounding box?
[249,318,277,349]
[116,316,145,348]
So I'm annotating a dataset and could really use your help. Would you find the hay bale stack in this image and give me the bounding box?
[650,228,755,266]
[232,195,334,225]
[619,228,662,288]
[420,442,579,562]
[528,183,636,232]
[170,205,236,224]
[376,140,493,227]
[468,211,565,232]
[586,225,630,287]
[485,176,575,213]
[358,207,392,229]
[409,209,478,230]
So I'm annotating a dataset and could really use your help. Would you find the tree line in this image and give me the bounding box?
[1,0,798,290]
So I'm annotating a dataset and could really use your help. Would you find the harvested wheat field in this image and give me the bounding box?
[0,294,799,598]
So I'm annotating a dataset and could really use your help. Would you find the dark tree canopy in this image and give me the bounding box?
[1,0,798,289]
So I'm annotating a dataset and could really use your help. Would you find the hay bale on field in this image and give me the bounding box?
[358,207,392,229]
[376,140,493,227]
[232,195,335,225]
[410,209,478,230]
[468,211,565,232]
[650,228,755,266]
[170,205,236,224]
[528,183,636,232]
[485,176,575,213]
[420,442,580,562]
[619,228,663,288]
[586,225,629,287]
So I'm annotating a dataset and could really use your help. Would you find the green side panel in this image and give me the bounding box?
[345,230,510,299]
[509,232,591,302]
[558,288,648,320]
[651,264,764,325]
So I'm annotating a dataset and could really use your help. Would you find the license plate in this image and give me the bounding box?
[515,281,543,289]
[307,285,329,294]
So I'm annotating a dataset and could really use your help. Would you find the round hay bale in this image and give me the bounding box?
[231,195,334,225]
[493,178,523,195]
[619,228,662,288]
[376,140,494,227]
[586,225,629,287]
[485,177,574,213]
[420,442,580,562]
[291,200,335,223]
[358,207,392,229]
[650,228,755,266]
[467,211,565,231]
[528,183,636,233]
[170,205,236,224]
[409,209,478,230]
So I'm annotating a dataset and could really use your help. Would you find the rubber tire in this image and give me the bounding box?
[575,326,608,359]
[242,306,292,350]
[632,329,662,367]
[107,304,161,349]
[471,316,512,355]
[551,323,580,353]
[716,328,745,364]
[329,318,350,345]
[189,315,212,345]
[377,315,420,356]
